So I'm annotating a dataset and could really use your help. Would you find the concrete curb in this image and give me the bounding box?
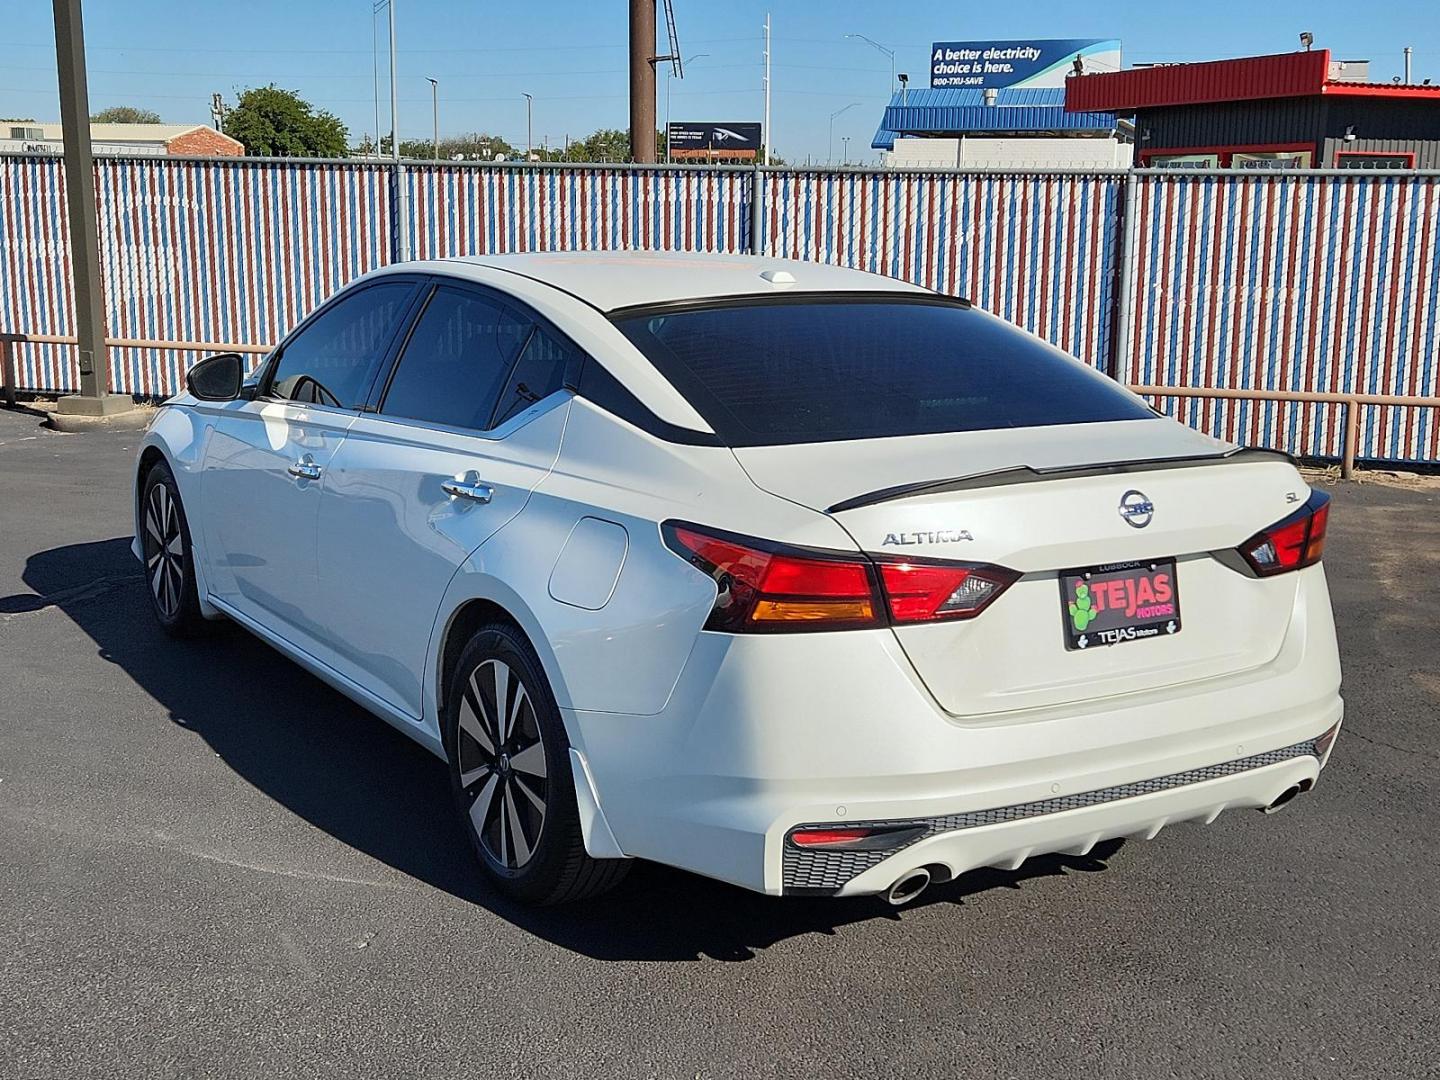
[45,406,155,433]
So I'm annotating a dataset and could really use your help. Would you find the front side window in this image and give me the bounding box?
[379,286,532,430]
[268,282,416,408]
[613,297,1153,447]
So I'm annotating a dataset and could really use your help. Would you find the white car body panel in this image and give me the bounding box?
[132,251,1344,898]
[314,397,571,717]
[199,398,354,648]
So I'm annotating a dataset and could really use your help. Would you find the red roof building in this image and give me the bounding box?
[1065,49,1440,169]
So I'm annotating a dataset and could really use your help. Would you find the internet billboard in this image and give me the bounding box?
[667,122,762,162]
[930,39,1122,89]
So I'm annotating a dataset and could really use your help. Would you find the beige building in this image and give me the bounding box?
[0,122,244,157]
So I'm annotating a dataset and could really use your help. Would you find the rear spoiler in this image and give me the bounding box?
[826,447,1297,514]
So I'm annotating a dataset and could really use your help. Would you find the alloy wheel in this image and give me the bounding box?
[456,658,548,869]
[144,482,184,620]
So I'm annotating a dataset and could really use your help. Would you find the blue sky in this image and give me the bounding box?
[4,0,1438,162]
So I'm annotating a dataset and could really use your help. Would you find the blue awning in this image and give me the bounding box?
[871,87,1115,148]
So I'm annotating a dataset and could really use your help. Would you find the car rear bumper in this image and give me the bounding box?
[565,568,1343,897]
[789,732,1331,896]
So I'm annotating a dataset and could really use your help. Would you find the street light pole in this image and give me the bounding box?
[382,0,409,259]
[845,32,896,93]
[371,3,382,156]
[828,101,860,164]
[842,136,850,164]
[664,52,709,164]
[523,92,533,162]
[387,0,399,163]
[426,77,438,160]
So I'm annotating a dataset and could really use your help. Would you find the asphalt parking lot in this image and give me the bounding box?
[1,404,1437,1080]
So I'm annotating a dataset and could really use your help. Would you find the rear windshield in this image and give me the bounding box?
[612,297,1152,446]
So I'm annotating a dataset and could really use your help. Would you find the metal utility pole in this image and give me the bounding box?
[762,13,772,165]
[842,135,850,164]
[52,0,126,415]
[846,33,896,92]
[427,77,438,159]
[523,92,533,161]
[628,0,657,162]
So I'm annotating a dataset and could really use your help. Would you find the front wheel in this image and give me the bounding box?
[445,623,630,905]
[140,461,208,638]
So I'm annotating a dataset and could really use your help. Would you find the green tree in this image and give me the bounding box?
[223,86,347,158]
[562,128,634,163]
[355,132,517,161]
[91,106,162,124]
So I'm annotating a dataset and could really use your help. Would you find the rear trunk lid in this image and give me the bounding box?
[733,419,1310,718]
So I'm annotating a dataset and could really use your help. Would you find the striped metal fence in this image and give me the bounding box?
[1117,171,1440,464]
[2,154,1438,465]
[756,170,1124,370]
[403,164,754,259]
[0,155,392,400]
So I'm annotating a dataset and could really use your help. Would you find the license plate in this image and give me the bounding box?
[1059,559,1181,650]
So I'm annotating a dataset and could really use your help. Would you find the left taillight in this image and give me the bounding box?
[663,521,1019,633]
[1237,490,1331,577]
[664,523,881,631]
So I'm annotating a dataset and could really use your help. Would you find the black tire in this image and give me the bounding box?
[444,622,630,905]
[140,460,209,638]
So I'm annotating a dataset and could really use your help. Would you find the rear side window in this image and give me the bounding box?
[380,286,531,430]
[268,281,416,408]
[612,298,1152,446]
[492,326,578,427]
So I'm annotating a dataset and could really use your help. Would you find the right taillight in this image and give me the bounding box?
[875,559,1019,623]
[663,521,1019,633]
[1237,490,1330,577]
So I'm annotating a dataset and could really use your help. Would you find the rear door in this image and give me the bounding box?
[199,278,420,648]
[314,282,581,718]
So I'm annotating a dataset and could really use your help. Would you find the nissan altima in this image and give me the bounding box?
[133,252,1342,906]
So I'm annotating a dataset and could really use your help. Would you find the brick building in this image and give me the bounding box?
[0,122,244,157]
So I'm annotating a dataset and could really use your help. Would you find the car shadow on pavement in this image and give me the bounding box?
[19,536,1125,963]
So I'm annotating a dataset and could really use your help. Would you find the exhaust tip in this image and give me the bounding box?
[884,868,931,906]
[1262,784,1305,815]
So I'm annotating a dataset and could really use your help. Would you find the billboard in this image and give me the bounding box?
[667,122,762,161]
[930,39,1122,89]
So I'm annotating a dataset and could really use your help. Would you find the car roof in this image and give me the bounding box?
[419,251,931,312]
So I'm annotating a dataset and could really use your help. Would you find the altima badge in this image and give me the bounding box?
[882,529,974,546]
[1118,489,1155,529]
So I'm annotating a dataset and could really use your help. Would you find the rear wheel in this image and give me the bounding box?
[445,623,630,905]
[140,461,208,637]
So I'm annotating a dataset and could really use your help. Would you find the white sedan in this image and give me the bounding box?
[133,252,1342,906]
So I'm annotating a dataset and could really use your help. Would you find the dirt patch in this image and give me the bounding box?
[1301,465,1440,492]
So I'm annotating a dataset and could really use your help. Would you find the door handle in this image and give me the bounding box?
[441,471,494,504]
[287,456,323,481]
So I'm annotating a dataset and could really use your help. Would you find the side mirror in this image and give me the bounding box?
[185,353,244,402]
